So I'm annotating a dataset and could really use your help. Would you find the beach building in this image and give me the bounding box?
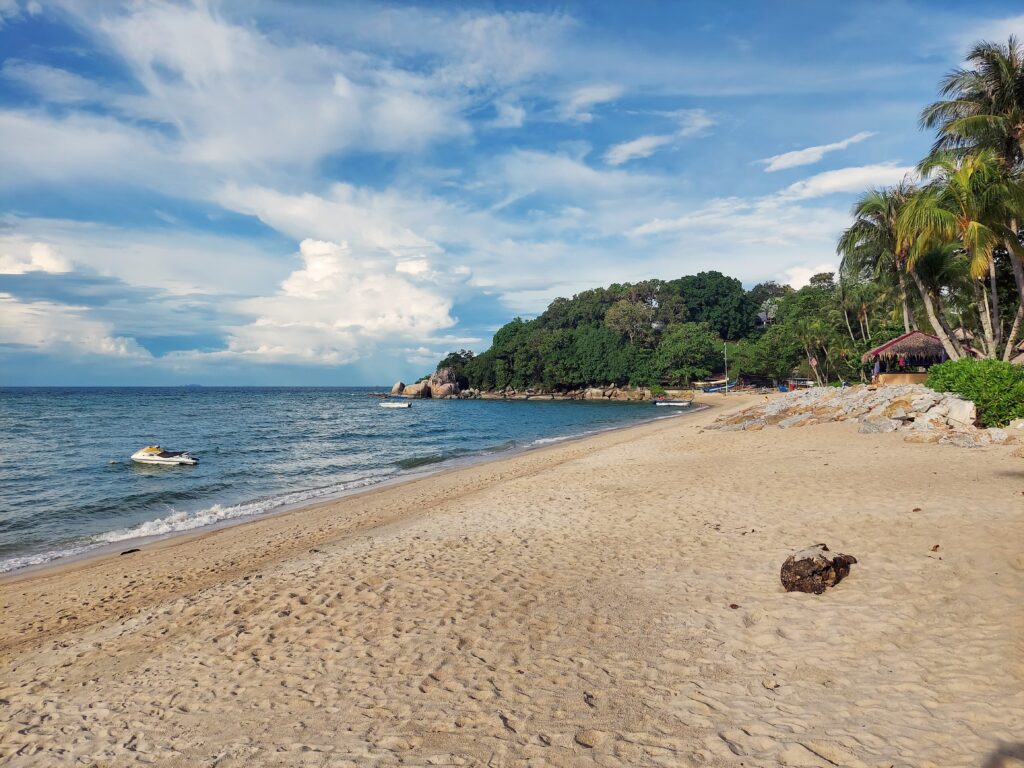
[861,330,946,384]
[1011,338,1024,365]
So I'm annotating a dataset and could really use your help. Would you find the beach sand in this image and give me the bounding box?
[1,395,1022,767]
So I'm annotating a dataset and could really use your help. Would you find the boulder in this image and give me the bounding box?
[858,416,899,434]
[986,428,1012,445]
[390,381,405,395]
[1007,418,1024,431]
[945,398,976,429]
[583,388,607,400]
[403,381,431,398]
[432,383,458,398]
[781,544,857,594]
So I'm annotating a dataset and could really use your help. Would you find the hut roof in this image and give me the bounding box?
[861,330,945,363]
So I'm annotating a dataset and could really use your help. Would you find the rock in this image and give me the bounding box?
[780,543,857,594]
[778,413,816,429]
[986,428,1011,445]
[574,729,605,748]
[904,432,942,444]
[583,387,607,400]
[1007,418,1024,431]
[390,381,405,395]
[403,381,431,398]
[432,383,458,398]
[858,416,899,434]
[945,398,976,429]
[940,431,991,449]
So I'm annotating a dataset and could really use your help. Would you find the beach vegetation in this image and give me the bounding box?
[926,358,1024,427]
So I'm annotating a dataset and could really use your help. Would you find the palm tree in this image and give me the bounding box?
[898,150,1024,357]
[921,36,1024,357]
[838,183,965,358]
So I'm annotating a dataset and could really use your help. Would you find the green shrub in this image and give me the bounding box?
[926,358,1024,428]
[650,384,666,396]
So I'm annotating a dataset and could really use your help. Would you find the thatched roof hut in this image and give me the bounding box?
[861,330,946,364]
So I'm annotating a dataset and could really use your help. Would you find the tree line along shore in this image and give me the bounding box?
[426,36,1024,428]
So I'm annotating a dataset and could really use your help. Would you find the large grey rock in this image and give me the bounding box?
[403,381,431,398]
[858,416,899,434]
[781,544,857,594]
[390,381,405,395]
[778,412,816,429]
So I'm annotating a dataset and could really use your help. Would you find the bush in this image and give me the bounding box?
[926,358,1024,428]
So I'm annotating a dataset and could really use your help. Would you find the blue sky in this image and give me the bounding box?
[1,0,1022,385]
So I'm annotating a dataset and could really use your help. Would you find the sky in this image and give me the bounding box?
[1,1,1022,385]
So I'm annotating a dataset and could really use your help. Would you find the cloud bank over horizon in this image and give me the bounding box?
[0,0,1020,384]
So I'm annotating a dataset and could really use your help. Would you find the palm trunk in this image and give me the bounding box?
[896,270,914,332]
[842,307,856,342]
[973,279,996,358]
[909,267,962,359]
[1005,302,1024,361]
[988,259,1002,350]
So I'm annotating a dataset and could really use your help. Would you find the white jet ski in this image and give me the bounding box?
[380,400,412,409]
[131,445,199,465]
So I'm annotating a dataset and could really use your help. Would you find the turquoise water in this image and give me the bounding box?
[0,388,683,572]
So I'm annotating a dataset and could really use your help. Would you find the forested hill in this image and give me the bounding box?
[435,270,903,392]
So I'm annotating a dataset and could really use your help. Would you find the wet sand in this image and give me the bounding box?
[1,394,1022,766]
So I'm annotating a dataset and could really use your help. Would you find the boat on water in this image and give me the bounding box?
[380,400,412,409]
[654,399,692,407]
[130,446,199,466]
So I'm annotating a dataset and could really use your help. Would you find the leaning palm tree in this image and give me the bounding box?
[921,36,1024,356]
[838,183,965,358]
[898,150,1024,357]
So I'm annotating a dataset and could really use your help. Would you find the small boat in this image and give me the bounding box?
[654,399,692,407]
[380,400,411,409]
[130,445,199,466]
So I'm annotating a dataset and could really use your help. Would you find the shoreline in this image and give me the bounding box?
[0,399,711,584]
[2,390,1020,766]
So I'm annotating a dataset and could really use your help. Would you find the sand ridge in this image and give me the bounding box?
[1,394,1022,766]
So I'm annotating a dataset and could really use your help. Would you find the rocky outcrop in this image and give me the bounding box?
[454,385,657,401]
[781,544,857,594]
[402,381,430,398]
[426,368,462,399]
[390,381,405,395]
[711,384,1014,449]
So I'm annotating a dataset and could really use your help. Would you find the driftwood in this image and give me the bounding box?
[781,543,857,594]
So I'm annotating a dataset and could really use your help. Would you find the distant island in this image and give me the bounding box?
[428,270,891,395]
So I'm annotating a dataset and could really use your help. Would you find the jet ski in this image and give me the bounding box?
[380,400,412,409]
[131,445,199,465]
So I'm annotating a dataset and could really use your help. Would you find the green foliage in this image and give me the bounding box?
[670,271,755,340]
[926,358,1024,427]
[656,323,721,384]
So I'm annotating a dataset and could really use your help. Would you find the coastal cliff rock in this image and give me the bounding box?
[390,381,405,395]
[711,384,1010,449]
[781,544,857,594]
[427,368,461,399]
[403,381,430,398]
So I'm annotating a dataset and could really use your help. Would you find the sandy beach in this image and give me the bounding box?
[1,395,1022,767]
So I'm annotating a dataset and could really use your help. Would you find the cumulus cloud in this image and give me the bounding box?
[783,263,838,289]
[0,242,72,274]
[559,83,623,122]
[211,240,458,365]
[0,292,151,359]
[490,101,526,128]
[759,131,876,172]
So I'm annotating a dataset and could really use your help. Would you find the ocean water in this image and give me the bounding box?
[0,387,683,573]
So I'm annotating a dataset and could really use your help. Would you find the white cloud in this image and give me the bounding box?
[212,239,458,365]
[784,263,839,289]
[0,242,72,274]
[759,131,877,172]
[955,15,1024,52]
[559,83,623,122]
[1,60,104,103]
[604,134,674,166]
[604,108,714,165]
[490,101,526,128]
[776,162,913,200]
[675,108,715,137]
[0,293,151,359]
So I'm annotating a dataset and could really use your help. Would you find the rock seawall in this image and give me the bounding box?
[711,385,1017,449]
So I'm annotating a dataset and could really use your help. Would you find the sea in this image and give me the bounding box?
[0,387,686,573]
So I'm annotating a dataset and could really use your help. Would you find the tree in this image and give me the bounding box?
[921,35,1024,356]
[839,183,965,358]
[671,271,754,340]
[604,299,655,345]
[655,323,721,385]
[899,150,1024,357]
